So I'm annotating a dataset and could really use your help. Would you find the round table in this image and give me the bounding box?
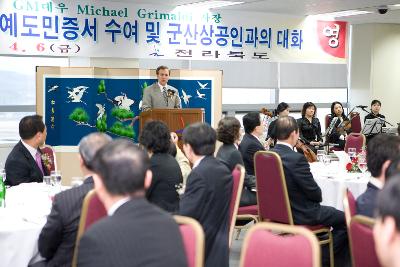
[310,161,369,211]
[0,183,54,267]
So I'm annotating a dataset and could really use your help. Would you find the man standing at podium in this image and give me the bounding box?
[141,65,181,111]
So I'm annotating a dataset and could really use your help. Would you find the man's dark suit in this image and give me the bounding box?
[179,156,233,267]
[77,198,187,267]
[272,144,348,266]
[216,144,257,207]
[5,141,49,186]
[38,177,94,267]
[146,153,183,213]
[239,133,265,176]
[356,182,379,218]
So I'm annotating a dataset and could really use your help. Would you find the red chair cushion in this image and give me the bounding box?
[238,205,258,215]
[84,194,107,230]
[179,224,196,267]
[350,221,380,267]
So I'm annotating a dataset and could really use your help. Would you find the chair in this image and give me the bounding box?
[254,151,334,267]
[174,215,205,267]
[350,112,362,133]
[344,133,366,153]
[234,205,259,240]
[239,222,321,267]
[228,165,245,247]
[40,144,57,172]
[343,188,356,227]
[72,190,107,267]
[348,215,381,267]
[325,114,331,130]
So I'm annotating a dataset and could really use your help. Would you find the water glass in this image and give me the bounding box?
[43,176,52,186]
[348,148,357,160]
[317,150,325,162]
[322,155,331,166]
[51,170,62,188]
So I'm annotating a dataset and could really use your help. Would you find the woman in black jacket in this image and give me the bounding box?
[297,102,323,153]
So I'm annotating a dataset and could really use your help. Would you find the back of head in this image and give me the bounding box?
[367,134,400,177]
[139,120,171,154]
[376,175,400,231]
[90,139,150,195]
[79,133,112,169]
[19,115,45,140]
[182,122,216,156]
[217,117,241,145]
[275,102,289,116]
[242,112,260,134]
[275,116,299,140]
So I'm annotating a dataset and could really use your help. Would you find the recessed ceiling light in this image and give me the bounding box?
[316,10,373,18]
[177,1,244,10]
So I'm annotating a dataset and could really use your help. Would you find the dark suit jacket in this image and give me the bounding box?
[38,177,94,267]
[239,133,265,176]
[356,182,380,218]
[146,153,183,213]
[77,198,187,267]
[272,144,322,225]
[216,144,257,206]
[179,156,233,267]
[5,141,49,186]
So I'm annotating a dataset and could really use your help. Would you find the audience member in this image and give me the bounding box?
[170,132,191,185]
[216,117,256,207]
[373,175,400,267]
[139,120,182,213]
[37,133,112,267]
[239,112,265,176]
[271,116,349,266]
[356,134,400,217]
[77,139,187,267]
[5,115,49,186]
[267,102,290,146]
[179,123,233,267]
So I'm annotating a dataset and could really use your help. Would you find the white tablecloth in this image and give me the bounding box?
[310,162,369,211]
[0,183,54,267]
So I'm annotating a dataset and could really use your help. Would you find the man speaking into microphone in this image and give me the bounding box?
[141,65,181,111]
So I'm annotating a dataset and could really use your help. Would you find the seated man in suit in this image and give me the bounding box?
[179,122,233,267]
[239,111,265,176]
[77,139,187,267]
[36,133,112,267]
[271,116,349,266]
[356,134,400,217]
[374,175,400,267]
[141,65,181,111]
[5,115,49,186]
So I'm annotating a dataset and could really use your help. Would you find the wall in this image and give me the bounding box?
[350,23,400,127]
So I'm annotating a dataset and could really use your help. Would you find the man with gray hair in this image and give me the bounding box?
[36,133,112,267]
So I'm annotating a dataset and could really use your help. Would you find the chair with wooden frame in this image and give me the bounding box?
[174,215,205,267]
[343,188,357,228]
[348,215,381,267]
[228,164,245,247]
[71,190,107,267]
[239,222,321,267]
[254,151,334,267]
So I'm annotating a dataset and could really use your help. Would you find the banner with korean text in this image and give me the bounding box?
[0,0,347,63]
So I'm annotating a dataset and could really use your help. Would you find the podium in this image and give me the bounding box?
[140,108,205,133]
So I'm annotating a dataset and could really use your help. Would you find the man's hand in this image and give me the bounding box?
[170,132,179,144]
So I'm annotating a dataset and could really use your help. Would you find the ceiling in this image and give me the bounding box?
[108,0,400,24]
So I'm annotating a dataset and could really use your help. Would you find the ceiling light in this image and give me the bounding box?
[316,10,372,18]
[177,1,244,10]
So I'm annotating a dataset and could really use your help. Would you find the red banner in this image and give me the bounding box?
[317,21,347,58]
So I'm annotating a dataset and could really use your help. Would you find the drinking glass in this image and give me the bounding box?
[43,176,52,186]
[322,155,331,166]
[51,170,62,189]
[348,148,357,160]
[317,150,325,162]
[358,155,368,173]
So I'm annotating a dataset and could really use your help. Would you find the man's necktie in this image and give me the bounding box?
[162,87,168,106]
[35,151,45,175]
